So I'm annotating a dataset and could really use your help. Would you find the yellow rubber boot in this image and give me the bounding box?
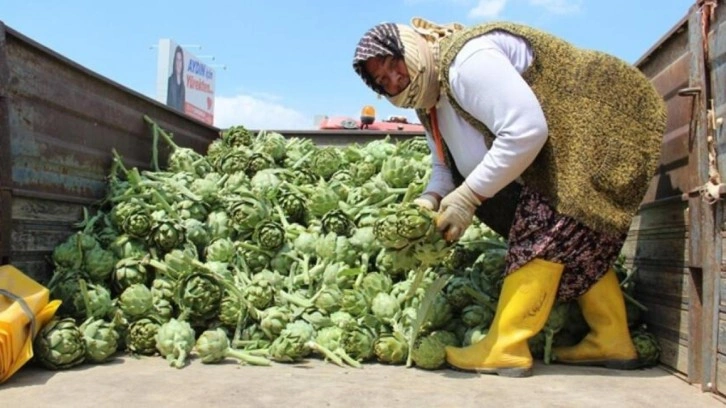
[445,258,564,377]
[553,268,639,369]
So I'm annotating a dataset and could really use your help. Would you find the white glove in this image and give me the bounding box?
[436,184,482,242]
[413,194,439,211]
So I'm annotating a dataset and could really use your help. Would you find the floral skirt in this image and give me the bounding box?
[503,187,626,301]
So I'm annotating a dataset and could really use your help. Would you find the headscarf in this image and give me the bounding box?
[352,18,464,110]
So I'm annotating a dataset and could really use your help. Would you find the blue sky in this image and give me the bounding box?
[2,0,694,130]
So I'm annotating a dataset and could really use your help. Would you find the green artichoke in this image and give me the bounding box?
[342,326,376,362]
[374,333,408,365]
[176,272,223,322]
[218,294,247,328]
[83,246,116,283]
[370,292,400,322]
[310,147,342,180]
[195,328,270,365]
[79,317,120,363]
[321,209,354,237]
[269,320,316,362]
[205,238,236,263]
[118,283,153,319]
[126,317,161,355]
[155,318,196,368]
[252,221,285,251]
[244,270,279,310]
[33,317,86,370]
[411,334,446,370]
[632,327,661,367]
[260,306,293,340]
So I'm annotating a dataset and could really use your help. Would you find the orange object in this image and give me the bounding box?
[361,105,376,118]
[428,107,446,164]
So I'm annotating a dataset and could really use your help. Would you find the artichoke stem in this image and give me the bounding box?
[226,348,272,366]
[305,341,345,368]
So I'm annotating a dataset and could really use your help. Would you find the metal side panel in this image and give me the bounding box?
[0,22,220,282]
[629,8,693,377]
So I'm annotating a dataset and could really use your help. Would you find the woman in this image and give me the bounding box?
[167,45,186,112]
[352,18,666,377]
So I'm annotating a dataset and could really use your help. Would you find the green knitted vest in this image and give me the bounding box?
[416,22,667,235]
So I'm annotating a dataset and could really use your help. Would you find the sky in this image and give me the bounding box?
[2,0,695,130]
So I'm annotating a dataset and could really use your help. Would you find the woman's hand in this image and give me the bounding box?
[413,193,441,211]
[436,184,484,242]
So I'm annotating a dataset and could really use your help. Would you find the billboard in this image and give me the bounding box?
[156,39,215,125]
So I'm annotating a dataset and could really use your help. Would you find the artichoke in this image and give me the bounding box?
[370,292,400,322]
[227,192,271,233]
[313,286,343,315]
[244,270,279,310]
[155,318,196,368]
[79,317,120,363]
[51,234,85,269]
[245,152,275,177]
[126,317,161,355]
[350,160,377,184]
[269,320,316,362]
[381,156,417,188]
[461,304,494,329]
[374,333,408,365]
[279,190,308,223]
[174,198,209,222]
[341,289,369,318]
[74,281,114,320]
[149,217,185,253]
[205,238,236,263]
[118,283,154,319]
[252,221,285,251]
[113,257,149,293]
[321,209,354,237]
[310,147,342,180]
[218,294,247,328]
[411,333,447,370]
[33,317,86,370]
[222,125,254,148]
[195,328,270,365]
[83,246,116,283]
[632,327,661,367]
[260,306,293,340]
[258,131,287,162]
[176,272,223,322]
[342,326,376,362]
[119,203,153,238]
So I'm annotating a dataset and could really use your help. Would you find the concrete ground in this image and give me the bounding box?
[2,356,724,408]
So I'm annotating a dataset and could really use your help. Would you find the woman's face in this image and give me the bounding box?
[174,51,183,74]
[364,55,410,96]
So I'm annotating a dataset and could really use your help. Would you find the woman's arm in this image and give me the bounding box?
[449,42,548,199]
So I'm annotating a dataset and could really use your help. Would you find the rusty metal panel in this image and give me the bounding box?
[0,22,220,282]
[0,22,12,266]
[706,0,726,397]
[628,7,693,378]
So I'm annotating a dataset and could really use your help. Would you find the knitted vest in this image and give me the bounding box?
[416,22,667,235]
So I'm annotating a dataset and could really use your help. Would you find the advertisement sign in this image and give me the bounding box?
[156,39,215,125]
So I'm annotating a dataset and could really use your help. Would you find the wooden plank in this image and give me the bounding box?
[630,199,688,230]
[717,313,726,355]
[638,270,691,304]
[11,196,85,223]
[660,337,691,375]
[718,354,726,394]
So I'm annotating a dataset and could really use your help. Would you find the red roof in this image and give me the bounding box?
[318,116,425,132]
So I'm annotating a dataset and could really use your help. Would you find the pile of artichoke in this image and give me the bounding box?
[34,119,660,371]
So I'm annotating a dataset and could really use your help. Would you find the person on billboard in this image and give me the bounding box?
[351,18,667,377]
[166,45,186,112]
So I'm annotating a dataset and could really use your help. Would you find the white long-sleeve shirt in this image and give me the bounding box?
[424,30,548,199]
